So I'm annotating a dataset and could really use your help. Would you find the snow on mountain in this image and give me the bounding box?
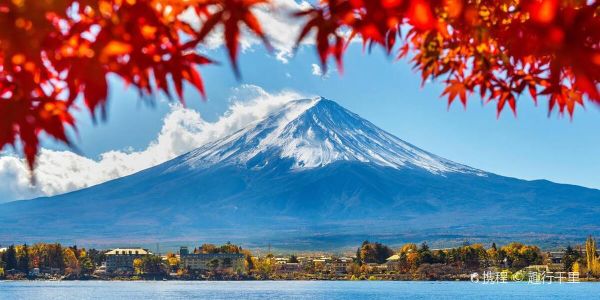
[171,97,486,176]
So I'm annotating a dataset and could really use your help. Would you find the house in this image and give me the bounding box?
[548,251,565,264]
[275,258,289,265]
[179,247,244,272]
[367,262,388,272]
[41,267,62,276]
[313,259,327,272]
[94,265,107,275]
[276,263,302,274]
[105,248,151,272]
[386,254,401,271]
[523,265,550,274]
[331,257,353,275]
[297,256,308,265]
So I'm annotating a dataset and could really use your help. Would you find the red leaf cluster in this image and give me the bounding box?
[0,0,269,170]
[297,0,600,118]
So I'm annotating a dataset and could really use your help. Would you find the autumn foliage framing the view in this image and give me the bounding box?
[1,0,599,170]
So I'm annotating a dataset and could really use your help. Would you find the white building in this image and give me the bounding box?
[105,248,151,272]
[179,247,244,272]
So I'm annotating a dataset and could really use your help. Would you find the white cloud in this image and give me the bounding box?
[311,63,335,79]
[311,64,323,76]
[182,0,313,64]
[0,85,310,203]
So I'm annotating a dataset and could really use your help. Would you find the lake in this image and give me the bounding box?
[0,281,597,299]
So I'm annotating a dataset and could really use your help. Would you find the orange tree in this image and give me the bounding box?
[1,0,599,170]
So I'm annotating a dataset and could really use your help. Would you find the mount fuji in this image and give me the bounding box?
[1,97,599,250]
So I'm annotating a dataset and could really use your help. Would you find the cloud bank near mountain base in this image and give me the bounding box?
[0,85,310,203]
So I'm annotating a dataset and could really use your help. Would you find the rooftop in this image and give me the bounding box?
[386,254,400,261]
[181,252,244,258]
[106,248,151,255]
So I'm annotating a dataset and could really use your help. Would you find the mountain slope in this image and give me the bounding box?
[172,98,483,174]
[0,97,599,249]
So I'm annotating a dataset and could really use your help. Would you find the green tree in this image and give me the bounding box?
[134,255,166,275]
[47,243,65,269]
[245,254,255,272]
[206,258,220,270]
[86,248,106,266]
[564,246,581,272]
[456,246,479,269]
[2,245,17,271]
[17,243,30,274]
[289,254,299,264]
[145,255,166,275]
[222,258,232,268]
[80,257,95,275]
[432,250,446,264]
[419,242,434,264]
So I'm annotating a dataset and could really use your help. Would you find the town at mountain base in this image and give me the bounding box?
[0,97,599,249]
[1,239,599,282]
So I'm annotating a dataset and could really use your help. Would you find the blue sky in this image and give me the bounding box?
[39,43,600,190]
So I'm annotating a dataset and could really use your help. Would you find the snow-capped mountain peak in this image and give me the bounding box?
[6,98,599,249]
[172,97,485,176]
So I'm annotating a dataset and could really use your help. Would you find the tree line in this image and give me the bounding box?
[0,243,105,277]
[351,239,598,277]
[2,238,600,280]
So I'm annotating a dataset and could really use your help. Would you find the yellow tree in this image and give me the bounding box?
[133,258,144,275]
[399,244,418,254]
[573,262,581,274]
[63,248,79,272]
[254,257,274,278]
[29,243,48,269]
[166,252,179,268]
[242,250,254,273]
[201,244,217,254]
[78,249,87,259]
[586,236,600,277]
[398,243,419,272]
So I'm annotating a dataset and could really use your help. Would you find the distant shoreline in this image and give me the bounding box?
[3,241,598,284]
[3,276,600,283]
[3,279,600,283]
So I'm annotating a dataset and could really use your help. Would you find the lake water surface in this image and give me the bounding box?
[1,281,597,299]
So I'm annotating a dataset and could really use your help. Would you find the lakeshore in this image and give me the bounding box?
[4,275,600,282]
[2,238,600,284]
